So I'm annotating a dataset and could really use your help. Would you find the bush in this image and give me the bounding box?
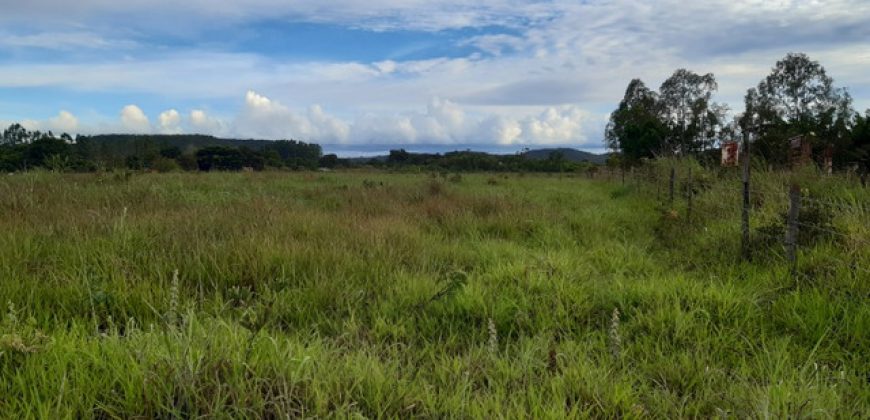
[152,157,180,173]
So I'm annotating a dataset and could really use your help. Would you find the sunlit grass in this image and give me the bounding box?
[0,168,867,418]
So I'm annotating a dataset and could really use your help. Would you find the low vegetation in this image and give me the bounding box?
[0,163,867,417]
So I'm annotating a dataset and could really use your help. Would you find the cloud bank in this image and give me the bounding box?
[21,91,594,147]
[2,0,869,148]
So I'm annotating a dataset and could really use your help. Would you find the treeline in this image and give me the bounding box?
[606,53,870,171]
[0,130,329,172]
[0,128,604,173]
[375,148,597,172]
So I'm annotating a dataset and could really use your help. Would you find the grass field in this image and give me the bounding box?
[0,168,868,418]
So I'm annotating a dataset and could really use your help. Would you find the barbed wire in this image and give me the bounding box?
[617,170,869,277]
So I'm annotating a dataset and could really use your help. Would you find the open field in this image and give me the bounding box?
[0,168,868,418]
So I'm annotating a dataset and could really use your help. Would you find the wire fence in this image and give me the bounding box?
[613,163,870,280]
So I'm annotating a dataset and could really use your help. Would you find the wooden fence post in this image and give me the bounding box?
[668,166,675,207]
[687,167,693,222]
[785,184,801,278]
[656,168,661,202]
[741,134,751,259]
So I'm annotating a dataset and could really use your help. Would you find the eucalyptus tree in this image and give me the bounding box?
[605,79,668,163]
[658,69,723,155]
[744,53,853,163]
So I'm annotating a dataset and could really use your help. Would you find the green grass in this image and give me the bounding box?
[0,168,867,418]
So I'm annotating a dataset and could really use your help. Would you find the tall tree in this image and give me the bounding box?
[847,110,870,171]
[745,53,853,164]
[605,79,668,163]
[2,124,29,145]
[658,69,722,154]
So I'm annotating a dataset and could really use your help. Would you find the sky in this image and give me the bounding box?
[1,0,869,155]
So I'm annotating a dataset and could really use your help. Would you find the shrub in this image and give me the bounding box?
[152,157,180,173]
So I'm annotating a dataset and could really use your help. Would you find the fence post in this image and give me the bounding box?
[785,184,801,278]
[655,168,661,202]
[687,167,693,222]
[668,166,675,207]
[741,135,751,259]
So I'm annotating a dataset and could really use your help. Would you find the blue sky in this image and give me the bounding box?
[1,0,869,154]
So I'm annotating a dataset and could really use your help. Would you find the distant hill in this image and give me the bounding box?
[521,148,608,164]
[344,147,608,164]
[77,134,282,152]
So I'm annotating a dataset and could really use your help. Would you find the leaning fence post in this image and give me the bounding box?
[668,166,675,207]
[741,136,751,259]
[785,184,801,278]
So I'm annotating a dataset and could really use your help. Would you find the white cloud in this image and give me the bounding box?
[47,110,79,133]
[343,97,588,145]
[158,109,181,134]
[233,90,350,142]
[1,110,79,135]
[477,115,522,145]
[521,106,586,143]
[0,31,137,50]
[2,0,869,148]
[120,105,150,133]
[189,109,226,135]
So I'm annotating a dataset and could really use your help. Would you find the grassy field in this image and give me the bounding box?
[0,168,867,418]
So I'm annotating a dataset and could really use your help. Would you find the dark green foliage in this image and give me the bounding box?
[261,140,322,166]
[378,149,598,172]
[605,79,670,163]
[606,53,865,171]
[742,53,854,167]
[318,154,340,168]
[0,127,324,172]
[159,146,182,159]
[845,110,870,171]
[658,69,724,154]
[196,146,264,171]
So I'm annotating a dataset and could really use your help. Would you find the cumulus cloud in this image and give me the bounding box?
[477,115,522,145]
[346,97,588,145]
[521,106,586,143]
[189,109,226,135]
[158,109,181,134]
[3,0,869,148]
[0,110,79,135]
[233,90,350,142]
[47,110,79,133]
[350,97,469,143]
[120,105,150,133]
[9,92,592,147]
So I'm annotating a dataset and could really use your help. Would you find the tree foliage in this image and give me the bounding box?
[658,69,723,154]
[605,79,668,163]
[743,53,853,165]
[608,53,864,171]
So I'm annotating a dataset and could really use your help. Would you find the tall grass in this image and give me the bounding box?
[0,169,867,418]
